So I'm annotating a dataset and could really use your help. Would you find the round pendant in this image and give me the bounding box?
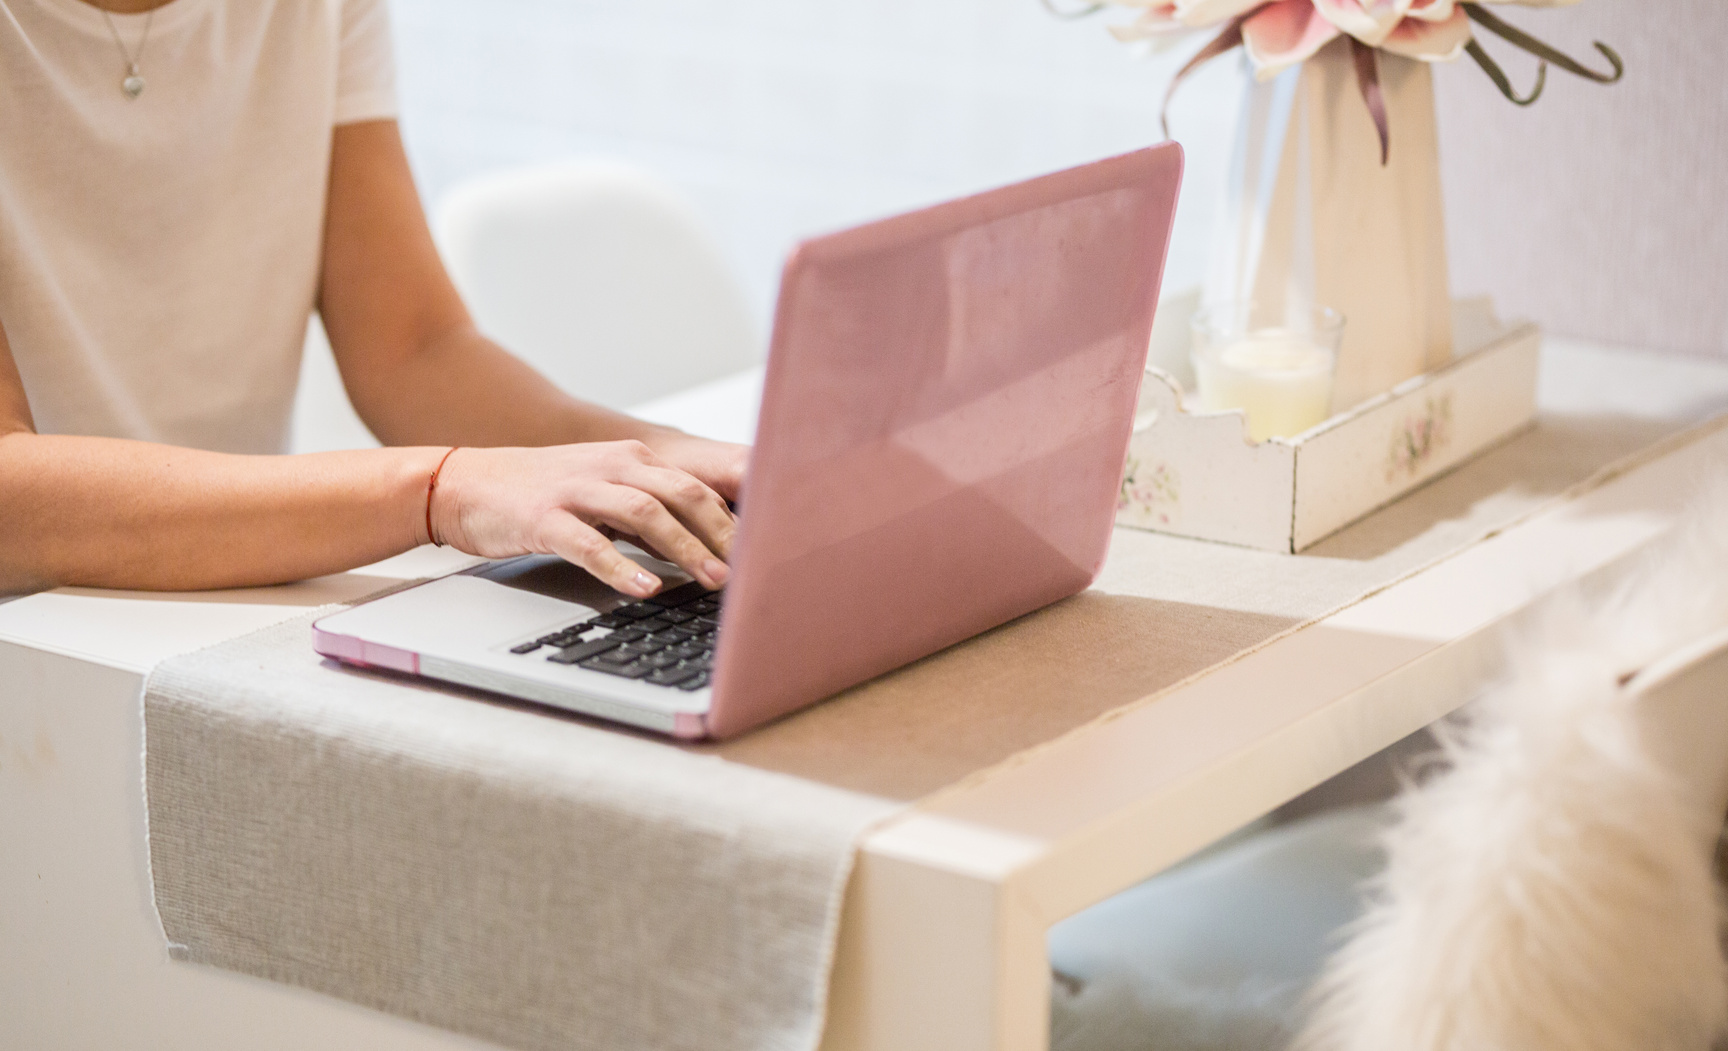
[122,73,145,100]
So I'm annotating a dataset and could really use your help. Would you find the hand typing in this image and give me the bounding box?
[430,437,745,599]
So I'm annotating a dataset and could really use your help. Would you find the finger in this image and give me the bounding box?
[586,484,729,590]
[626,436,748,503]
[538,514,662,599]
[610,533,676,567]
[620,464,738,561]
[684,460,745,505]
[699,444,749,503]
[600,529,690,577]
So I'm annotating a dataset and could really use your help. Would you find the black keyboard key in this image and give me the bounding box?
[633,617,671,633]
[581,657,654,679]
[541,621,600,647]
[590,614,625,629]
[609,627,649,643]
[645,581,711,609]
[660,608,696,624]
[612,603,658,621]
[511,640,543,654]
[676,672,711,691]
[694,614,721,629]
[689,600,719,616]
[547,635,625,665]
[647,665,703,687]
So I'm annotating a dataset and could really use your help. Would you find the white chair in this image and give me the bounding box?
[434,161,761,411]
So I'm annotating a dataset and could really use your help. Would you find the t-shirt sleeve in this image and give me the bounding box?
[334,0,398,125]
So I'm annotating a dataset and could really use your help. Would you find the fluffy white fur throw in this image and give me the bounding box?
[1297,483,1728,1051]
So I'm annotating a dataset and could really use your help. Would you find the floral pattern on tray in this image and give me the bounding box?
[1119,455,1181,527]
[1386,392,1455,482]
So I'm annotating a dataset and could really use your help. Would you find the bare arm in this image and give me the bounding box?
[0,318,443,592]
[318,120,745,495]
[0,122,745,596]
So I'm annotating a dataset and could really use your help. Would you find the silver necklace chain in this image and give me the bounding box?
[99,8,154,100]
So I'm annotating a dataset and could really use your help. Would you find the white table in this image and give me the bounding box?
[6,339,1728,1051]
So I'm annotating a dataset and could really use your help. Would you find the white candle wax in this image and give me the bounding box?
[1193,334,1335,442]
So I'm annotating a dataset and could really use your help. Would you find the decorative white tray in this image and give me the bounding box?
[1117,297,1541,553]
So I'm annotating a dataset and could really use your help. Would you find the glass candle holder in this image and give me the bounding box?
[1191,302,1345,442]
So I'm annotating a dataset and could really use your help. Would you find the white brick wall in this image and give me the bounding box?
[391,0,1240,327]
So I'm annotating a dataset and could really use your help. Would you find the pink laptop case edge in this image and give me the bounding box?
[704,143,1184,738]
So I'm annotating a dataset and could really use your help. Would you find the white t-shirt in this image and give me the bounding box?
[0,0,396,453]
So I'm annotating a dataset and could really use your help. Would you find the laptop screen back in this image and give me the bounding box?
[707,144,1183,738]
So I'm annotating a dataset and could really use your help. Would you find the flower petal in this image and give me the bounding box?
[1244,0,1344,80]
[1313,0,1406,47]
[1402,0,1457,22]
[1109,1,1207,48]
[1380,7,1473,61]
[1108,4,1189,42]
[1173,0,1269,28]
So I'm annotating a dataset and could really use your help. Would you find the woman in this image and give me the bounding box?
[0,0,746,599]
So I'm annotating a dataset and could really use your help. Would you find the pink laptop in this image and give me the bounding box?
[313,143,1183,739]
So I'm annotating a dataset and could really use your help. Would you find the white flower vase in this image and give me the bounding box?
[1206,37,1453,413]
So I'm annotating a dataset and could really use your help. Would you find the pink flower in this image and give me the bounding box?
[1109,0,1576,79]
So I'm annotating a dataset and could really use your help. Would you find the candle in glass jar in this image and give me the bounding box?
[1193,333,1336,442]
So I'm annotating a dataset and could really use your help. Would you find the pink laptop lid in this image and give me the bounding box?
[705,144,1183,738]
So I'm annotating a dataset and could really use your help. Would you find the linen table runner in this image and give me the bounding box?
[145,610,898,1051]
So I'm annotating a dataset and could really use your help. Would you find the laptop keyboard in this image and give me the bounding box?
[506,580,721,691]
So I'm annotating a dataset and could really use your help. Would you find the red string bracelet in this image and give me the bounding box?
[425,446,459,547]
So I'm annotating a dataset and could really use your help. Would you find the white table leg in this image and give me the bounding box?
[823,816,1050,1051]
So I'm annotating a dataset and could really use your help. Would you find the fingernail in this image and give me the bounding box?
[703,559,729,586]
[632,571,659,596]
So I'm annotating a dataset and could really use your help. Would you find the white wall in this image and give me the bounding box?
[390,0,1240,329]
[296,1,1718,457]
[1435,0,1728,358]
[391,1,1728,360]
[295,0,1238,453]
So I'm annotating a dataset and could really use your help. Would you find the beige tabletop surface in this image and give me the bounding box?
[5,338,1728,812]
[694,339,1728,802]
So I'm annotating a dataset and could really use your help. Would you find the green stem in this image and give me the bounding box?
[1464,38,1547,105]
[1463,3,1623,84]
